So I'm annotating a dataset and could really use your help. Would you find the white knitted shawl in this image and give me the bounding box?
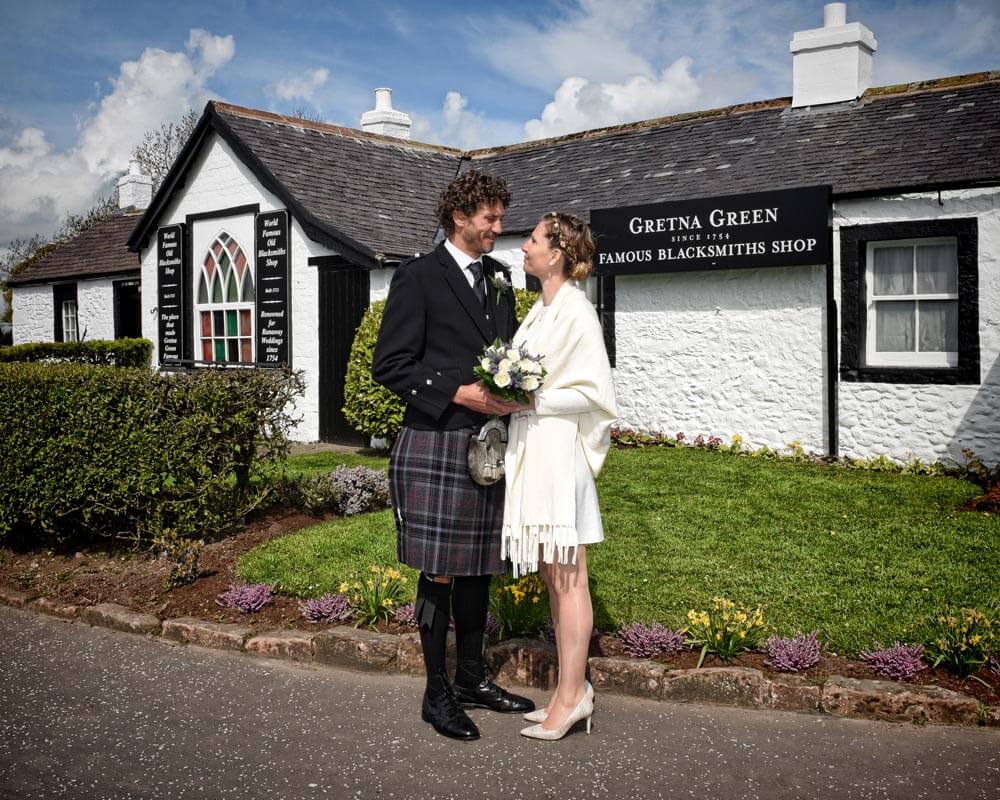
[501,280,617,576]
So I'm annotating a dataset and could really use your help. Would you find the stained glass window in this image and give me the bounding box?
[196,232,255,363]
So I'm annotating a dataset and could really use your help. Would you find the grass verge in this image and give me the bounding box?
[238,447,1000,654]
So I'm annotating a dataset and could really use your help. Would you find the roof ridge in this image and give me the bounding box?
[209,101,462,156]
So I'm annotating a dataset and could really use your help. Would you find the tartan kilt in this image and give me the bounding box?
[389,426,506,576]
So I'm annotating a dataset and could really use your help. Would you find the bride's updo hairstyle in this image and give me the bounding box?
[542,212,595,280]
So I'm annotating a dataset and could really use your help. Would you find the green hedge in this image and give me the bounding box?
[0,363,304,546]
[0,338,153,368]
[343,288,540,443]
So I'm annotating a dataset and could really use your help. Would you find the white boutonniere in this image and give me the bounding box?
[489,271,511,298]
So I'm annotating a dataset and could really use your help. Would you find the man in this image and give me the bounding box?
[373,169,534,741]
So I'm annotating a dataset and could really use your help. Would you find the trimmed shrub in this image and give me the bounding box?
[342,288,540,444]
[0,362,303,547]
[0,338,153,368]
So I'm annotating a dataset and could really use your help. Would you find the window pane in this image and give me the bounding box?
[240,339,252,362]
[202,339,213,361]
[200,311,211,337]
[235,250,247,279]
[215,339,226,361]
[919,300,958,352]
[241,270,255,302]
[875,301,915,352]
[239,309,251,336]
[226,271,238,302]
[916,243,958,294]
[213,310,224,335]
[227,339,239,362]
[211,272,222,302]
[227,309,238,336]
[198,273,208,304]
[872,246,913,295]
[219,251,230,282]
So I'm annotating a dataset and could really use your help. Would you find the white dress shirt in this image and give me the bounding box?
[444,237,483,290]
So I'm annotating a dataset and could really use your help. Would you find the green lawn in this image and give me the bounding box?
[238,447,1000,655]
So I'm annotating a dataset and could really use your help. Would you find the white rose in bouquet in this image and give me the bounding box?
[494,371,512,388]
[522,375,540,392]
[480,357,492,371]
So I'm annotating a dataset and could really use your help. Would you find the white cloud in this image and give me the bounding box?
[265,67,330,104]
[411,91,523,150]
[524,56,700,140]
[0,30,234,245]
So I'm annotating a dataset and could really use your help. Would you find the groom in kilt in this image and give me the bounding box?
[373,169,534,740]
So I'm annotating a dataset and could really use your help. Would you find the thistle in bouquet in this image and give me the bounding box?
[474,338,546,404]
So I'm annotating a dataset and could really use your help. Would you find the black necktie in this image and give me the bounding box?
[468,261,486,307]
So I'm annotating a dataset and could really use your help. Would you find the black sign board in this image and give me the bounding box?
[592,186,830,275]
[156,224,184,362]
[255,210,291,366]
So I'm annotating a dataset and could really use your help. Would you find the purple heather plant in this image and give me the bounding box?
[329,466,390,516]
[485,612,501,638]
[765,632,821,672]
[216,582,273,613]
[298,593,353,623]
[619,622,686,659]
[393,602,417,627]
[860,642,926,681]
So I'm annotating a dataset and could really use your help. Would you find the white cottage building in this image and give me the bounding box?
[10,5,1000,464]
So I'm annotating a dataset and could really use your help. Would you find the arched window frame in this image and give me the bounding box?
[195,231,256,364]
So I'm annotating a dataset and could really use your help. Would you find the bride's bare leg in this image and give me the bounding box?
[542,546,592,731]
[538,559,561,715]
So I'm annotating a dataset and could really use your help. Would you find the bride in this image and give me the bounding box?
[503,212,617,740]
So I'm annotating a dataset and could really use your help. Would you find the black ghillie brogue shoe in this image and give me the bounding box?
[421,670,481,741]
[453,660,536,714]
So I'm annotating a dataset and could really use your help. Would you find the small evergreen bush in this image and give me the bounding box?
[342,288,539,444]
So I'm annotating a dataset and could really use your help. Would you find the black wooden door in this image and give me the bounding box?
[318,265,370,445]
[113,279,142,339]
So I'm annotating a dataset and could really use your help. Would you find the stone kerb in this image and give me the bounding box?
[4,588,997,729]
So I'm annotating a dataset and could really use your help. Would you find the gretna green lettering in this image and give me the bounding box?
[628,206,779,234]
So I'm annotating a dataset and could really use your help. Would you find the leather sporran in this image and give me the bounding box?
[468,416,508,486]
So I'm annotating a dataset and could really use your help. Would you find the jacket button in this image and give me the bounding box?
[410,389,417,395]
[426,379,432,385]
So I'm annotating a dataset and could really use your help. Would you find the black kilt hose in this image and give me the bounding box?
[372,244,519,579]
[390,428,505,576]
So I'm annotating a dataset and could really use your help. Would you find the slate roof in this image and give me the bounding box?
[472,73,1000,233]
[8,211,142,287]
[214,104,462,257]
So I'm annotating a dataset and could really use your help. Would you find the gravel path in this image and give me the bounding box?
[2,605,999,800]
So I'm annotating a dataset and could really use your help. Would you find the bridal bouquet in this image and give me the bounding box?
[474,338,546,404]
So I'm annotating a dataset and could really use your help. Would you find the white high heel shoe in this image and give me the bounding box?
[523,681,593,723]
[519,693,594,741]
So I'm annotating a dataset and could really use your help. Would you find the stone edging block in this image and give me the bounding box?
[80,603,161,635]
[246,629,317,661]
[821,675,983,726]
[314,626,399,670]
[162,617,254,651]
[0,587,37,608]
[29,597,80,619]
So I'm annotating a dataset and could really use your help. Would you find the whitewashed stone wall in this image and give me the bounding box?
[77,278,116,341]
[139,133,343,442]
[835,188,1000,464]
[11,284,53,343]
[615,266,828,451]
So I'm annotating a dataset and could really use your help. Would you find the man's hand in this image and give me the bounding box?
[453,382,529,416]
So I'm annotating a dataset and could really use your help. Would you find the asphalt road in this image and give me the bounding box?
[2,605,999,800]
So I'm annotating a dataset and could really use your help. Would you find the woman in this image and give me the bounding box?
[502,212,617,740]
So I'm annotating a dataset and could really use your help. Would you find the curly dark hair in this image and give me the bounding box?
[436,169,512,236]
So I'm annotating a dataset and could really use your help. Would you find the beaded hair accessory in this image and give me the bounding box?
[546,214,577,262]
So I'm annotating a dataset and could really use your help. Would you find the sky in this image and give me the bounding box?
[0,0,997,248]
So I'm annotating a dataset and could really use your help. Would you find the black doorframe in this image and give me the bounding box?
[314,256,370,445]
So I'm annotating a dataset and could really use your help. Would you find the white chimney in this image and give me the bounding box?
[790,3,877,108]
[360,88,412,139]
[116,159,153,210]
